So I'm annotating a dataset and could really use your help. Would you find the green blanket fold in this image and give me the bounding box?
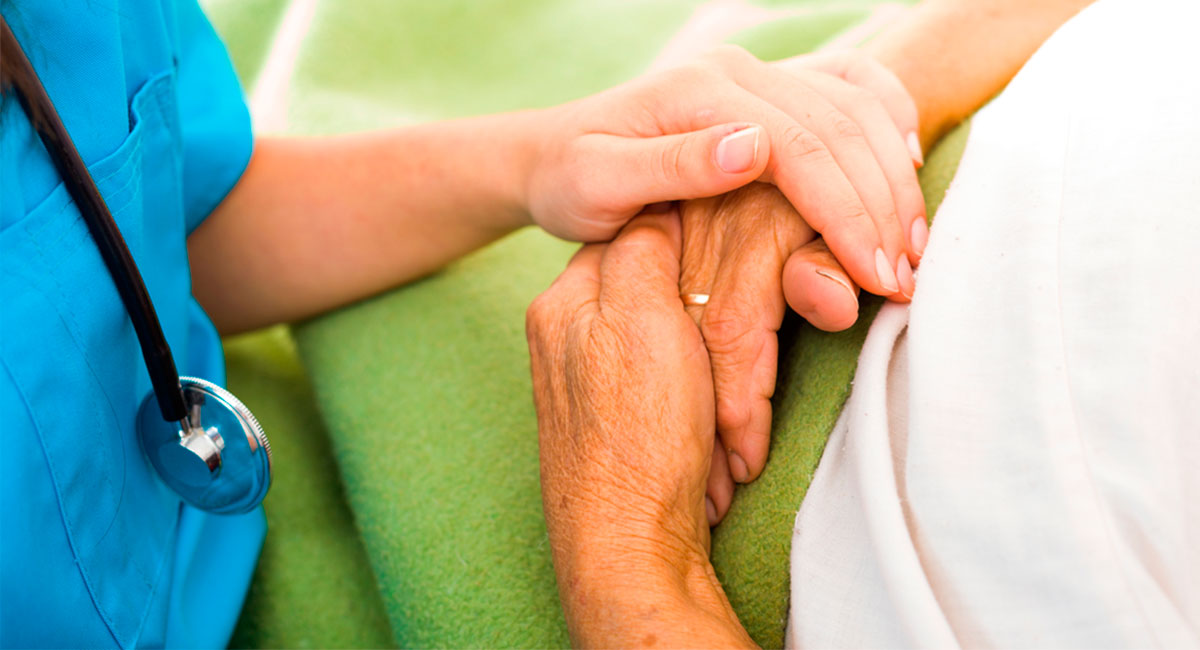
[213,1,971,647]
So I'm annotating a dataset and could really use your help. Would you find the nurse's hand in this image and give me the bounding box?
[526,210,754,648]
[526,45,923,300]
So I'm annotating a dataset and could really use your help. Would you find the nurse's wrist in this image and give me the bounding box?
[494,106,558,233]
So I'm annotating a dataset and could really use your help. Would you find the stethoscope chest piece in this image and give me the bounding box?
[137,377,272,515]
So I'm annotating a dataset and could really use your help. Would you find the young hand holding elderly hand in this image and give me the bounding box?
[529,1,1099,646]
[529,47,924,645]
[532,46,924,285]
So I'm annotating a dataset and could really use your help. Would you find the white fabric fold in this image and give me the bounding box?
[786,0,1200,646]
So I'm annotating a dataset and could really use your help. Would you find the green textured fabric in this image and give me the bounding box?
[207,0,974,647]
[298,231,578,647]
[224,328,397,649]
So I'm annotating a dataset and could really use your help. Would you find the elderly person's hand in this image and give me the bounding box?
[678,50,927,523]
[527,210,755,648]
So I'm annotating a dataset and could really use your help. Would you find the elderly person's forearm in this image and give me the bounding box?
[549,522,754,648]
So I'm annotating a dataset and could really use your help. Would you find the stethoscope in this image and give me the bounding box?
[1,17,272,515]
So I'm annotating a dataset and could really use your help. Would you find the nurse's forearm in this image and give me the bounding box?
[865,0,1093,150]
[188,112,542,334]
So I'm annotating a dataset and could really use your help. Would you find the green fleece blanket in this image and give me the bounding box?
[211,1,970,647]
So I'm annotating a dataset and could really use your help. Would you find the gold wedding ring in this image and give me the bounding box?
[681,293,711,306]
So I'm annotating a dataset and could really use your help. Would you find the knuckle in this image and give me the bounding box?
[844,86,878,110]
[708,43,753,67]
[697,43,752,74]
[525,292,557,338]
[668,62,722,88]
[840,48,869,70]
[620,224,672,259]
[876,211,905,242]
[881,209,902,230]
[656,138,687,184]
[780,125,830,162]
[717,400,753,438]
[724,182,786,216]
[838,204,874,228]
[826,111,865,140]
[838,49,876,81]
[701,310,756,353]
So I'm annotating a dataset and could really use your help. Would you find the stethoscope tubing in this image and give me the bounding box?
[1,15,188,423]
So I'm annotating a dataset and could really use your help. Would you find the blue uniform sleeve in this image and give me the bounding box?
[174,0,254,234]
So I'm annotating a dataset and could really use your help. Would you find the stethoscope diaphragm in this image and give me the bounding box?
[137,377,272,515]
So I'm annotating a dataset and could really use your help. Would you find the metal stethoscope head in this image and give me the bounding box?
[2,16,272,514]
[137,378,272,514]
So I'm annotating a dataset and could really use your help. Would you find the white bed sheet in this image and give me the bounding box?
[786,0,1200,646]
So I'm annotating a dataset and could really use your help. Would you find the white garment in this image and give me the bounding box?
[786,0,1200,647]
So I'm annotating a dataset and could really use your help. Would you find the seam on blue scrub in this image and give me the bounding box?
[0,356,124,646]
[150,70,184,160]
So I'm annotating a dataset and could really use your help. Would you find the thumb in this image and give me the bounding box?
[584,123,769,212]
[782,237,862,332]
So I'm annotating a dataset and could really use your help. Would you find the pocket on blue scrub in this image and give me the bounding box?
[0,70,193,648]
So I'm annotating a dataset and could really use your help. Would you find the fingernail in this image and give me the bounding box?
[911,217,929,258]
[716,126,761,174]
[875,248,899,293]
[907,131,924,167]
[815,268,857,302]
[728,450,749,483]
[706,497,718,527]
[896,255,914,299]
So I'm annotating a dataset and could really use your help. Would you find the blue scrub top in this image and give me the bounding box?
[0,1,264,647]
